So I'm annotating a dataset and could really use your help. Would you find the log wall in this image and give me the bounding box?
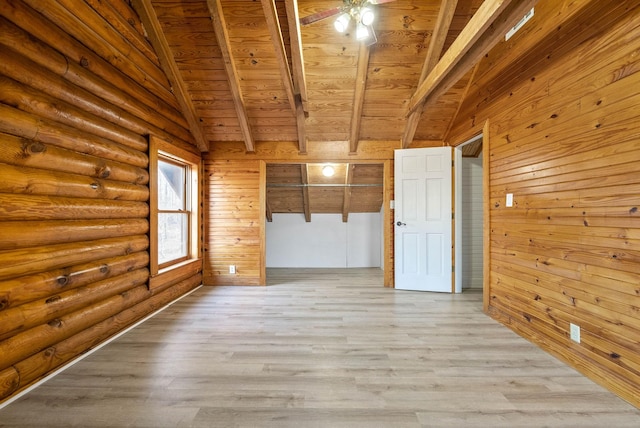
[0,0,202,403]
[448,0,640,407]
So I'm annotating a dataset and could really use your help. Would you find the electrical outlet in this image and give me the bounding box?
[229,265,236,274]
[506,193,514,207]
[570,323,581,343]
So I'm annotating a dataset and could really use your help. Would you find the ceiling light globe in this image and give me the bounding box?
[322,165,335,177]
[360,7,374,26]
[356,22,369,40]
[334,13,350,33]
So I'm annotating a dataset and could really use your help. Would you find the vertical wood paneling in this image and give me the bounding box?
[461,154,483,289]
[203,145,399,288]
[203,157,264,285]
[0,0,201,403]
[449,0,640,407]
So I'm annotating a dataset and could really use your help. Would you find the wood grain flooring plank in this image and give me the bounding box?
[0,268,639,427]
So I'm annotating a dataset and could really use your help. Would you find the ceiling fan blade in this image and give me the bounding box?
[368,0,397,4]
[299,6,343,26]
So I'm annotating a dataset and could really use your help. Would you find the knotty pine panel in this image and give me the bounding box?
[448,0,640,407]
[203,158,265,286]
[0,0,202,403]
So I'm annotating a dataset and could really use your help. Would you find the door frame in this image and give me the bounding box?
[455,133,484,295]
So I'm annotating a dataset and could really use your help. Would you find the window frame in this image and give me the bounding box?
[149,136,201,282]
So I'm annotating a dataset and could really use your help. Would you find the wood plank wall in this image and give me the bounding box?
[203,141,412,287]
[449,0,640,407]
[0,0,202,403]
[203,157,265,285]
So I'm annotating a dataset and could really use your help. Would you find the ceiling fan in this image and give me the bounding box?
[299,0,397,45]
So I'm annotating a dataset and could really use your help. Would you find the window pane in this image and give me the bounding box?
[158,160,185,210]
[158,213,188,264]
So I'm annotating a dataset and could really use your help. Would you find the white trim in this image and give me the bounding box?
[0,285,203,410]
[454,147,463,293]
[456,133,484,291]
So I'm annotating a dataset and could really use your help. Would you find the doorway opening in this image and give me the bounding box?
[457,134,484,293]
[263,162,389,286]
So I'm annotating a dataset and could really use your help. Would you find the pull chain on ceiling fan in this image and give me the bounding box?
[299,0,397,45]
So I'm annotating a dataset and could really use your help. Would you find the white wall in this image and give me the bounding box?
[266,213,381,268]
[380,204,385,271]
[461,154,483,289]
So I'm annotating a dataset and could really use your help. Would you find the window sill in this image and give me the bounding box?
[149,258,202,291]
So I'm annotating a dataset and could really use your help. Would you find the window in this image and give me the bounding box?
[158,158,189,267]
[150,136,200,278]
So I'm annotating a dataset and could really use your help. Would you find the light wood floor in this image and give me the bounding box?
[1,268,639,427]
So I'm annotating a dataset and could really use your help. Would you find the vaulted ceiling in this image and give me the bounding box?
[133,0,532,218]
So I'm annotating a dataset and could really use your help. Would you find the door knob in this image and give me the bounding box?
[396,221,406,226]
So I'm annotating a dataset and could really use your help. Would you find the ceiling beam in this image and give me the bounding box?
[421,0,461,83]
[342,164,355,223]
[301,164,311,222]
[284,0,309,154]
[265,198,273,222]
[284,0,309,112]
[260,0,297,112]
[131,0,209,152]
[402,0,458,148]
[206,0,255,152]
[295,101,308,154]
[349,44,371,154]
[443,62,479,142]
[263,0,308,154]
[406,0,539,116]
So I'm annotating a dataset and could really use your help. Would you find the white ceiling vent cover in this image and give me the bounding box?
[505,8,535,41]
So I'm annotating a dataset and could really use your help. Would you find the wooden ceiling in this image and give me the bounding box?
[267,162,384,221]
[133,0,532,218]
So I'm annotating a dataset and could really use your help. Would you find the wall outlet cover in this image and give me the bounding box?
[570,323,581,343]
[506,193,514,207]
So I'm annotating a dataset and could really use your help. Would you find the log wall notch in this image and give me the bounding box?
[0,0,202,403]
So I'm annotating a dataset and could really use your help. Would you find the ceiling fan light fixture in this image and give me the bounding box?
[322,165,335,177]
[356,22,370,40]
[360,7,375,26]
[334,12,351,33]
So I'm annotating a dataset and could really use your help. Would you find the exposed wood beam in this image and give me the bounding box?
[342,164,355,223]
[261,0,296,112]
[209,140,405,160]
[422,0,460,83]
[284,0,309,154]
[349,44,371,154]
[444,62,479,143]
[295,101,307,154]
[132,0,209,152]
[402,0,459,148]
[407,0,539,115]
[301,164,311,222]
[265,198,273,222]
[284,0,309,112]
[263,0,308,154]
[206,0,255,152]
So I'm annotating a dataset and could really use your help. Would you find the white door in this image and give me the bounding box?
[394,147,452,292]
